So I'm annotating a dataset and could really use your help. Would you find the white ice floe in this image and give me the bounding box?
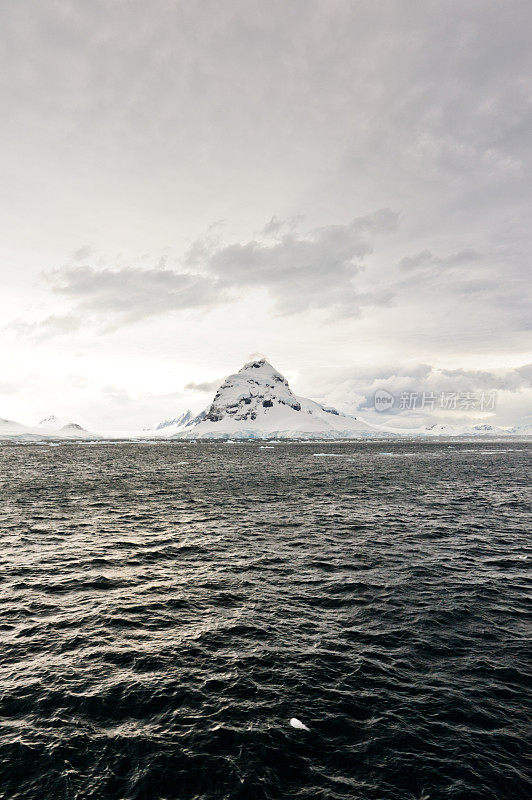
[289,717,310,731]
[313,453,349,457]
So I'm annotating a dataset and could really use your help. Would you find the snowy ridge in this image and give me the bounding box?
[153,410,196,431]
[147,409,204,436]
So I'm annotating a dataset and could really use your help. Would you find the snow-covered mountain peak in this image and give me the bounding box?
[238,357,288,382]
[175,357,373,439]
[205,358,301,424]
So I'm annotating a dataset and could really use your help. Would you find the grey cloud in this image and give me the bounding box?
[184,380,222,393]
[20,208,398,335]
[356,364,532,413]
[516,364,532,385]
[72,245,94,261]
[450,278,499,295]
[4,314,81,341]
[260,215,304,239]
[100,385,133,405]
[391,240,529,348]
[321,363,532,421]
[399,249,482,271]
[204,208,398,315]
[48,265,228,323]
[440,366,532,391]
[342,363,434,382]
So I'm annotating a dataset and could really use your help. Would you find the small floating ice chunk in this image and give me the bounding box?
[290,717,310,731]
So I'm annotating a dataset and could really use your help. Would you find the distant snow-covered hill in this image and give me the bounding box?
[375,420,532,437]
[37,415,96,438]
[0,414,99,440]
[0,417,33,438]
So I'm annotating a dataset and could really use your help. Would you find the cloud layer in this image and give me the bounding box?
[17,209,398,330]
[50,265,224,324]
[0,1,530,427]
[324,363,532,426]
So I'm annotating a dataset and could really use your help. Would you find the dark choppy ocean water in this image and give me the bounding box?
[0,440,530,800]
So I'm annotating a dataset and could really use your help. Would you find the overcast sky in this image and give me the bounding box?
[1,0,531,429]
